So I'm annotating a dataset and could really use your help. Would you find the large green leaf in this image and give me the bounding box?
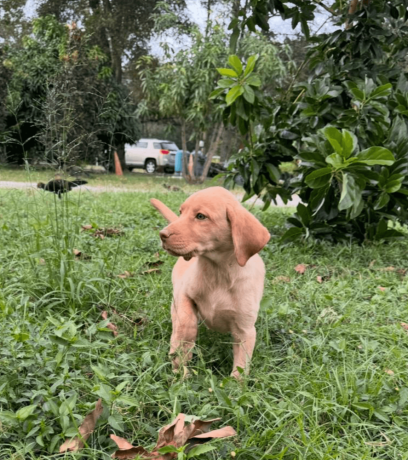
[244,54,258,77]
[338,173,362,211]
[322,127,343,155]
[355,147,394,166]
[217,68,238,78]
[243,85,255,103]
[228,55,243,76]
[370,83,392,100]
[305,168,333,188]
[226,85,244,106]
[246,75,261,87]
[187,445,217,458]
[342,129,358,158]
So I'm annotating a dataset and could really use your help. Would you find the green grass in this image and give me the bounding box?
[1,187,408,459]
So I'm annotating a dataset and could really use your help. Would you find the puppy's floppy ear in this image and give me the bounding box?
[227,204,270,267]
[150,198,178,223]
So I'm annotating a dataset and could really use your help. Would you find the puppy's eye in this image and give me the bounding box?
[196,213,207,220]
[179,209,182,215]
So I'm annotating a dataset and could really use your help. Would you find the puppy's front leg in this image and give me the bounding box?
[170,296,198,372]
[231,326,256,378]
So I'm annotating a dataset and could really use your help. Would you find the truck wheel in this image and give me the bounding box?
[145,159,156,174]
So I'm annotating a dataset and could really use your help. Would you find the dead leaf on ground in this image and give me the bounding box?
[378,286,386,292]
[365,432,393,447]
[60,399,103,453]
[316,275,330,283]
[117,271,134,279]
[273,276,291,284]
[73,249,91,260]
[154,252,160,258]
[110,413,236,460]
[294,264,307,274]
[142,269,162,275]
[81,224,93,231]
[101,311,118,337]
[147,260,164,268]
[401,322,408,332]
[369,260,376,268]
[385,369,395,376]
[39,258,46,265]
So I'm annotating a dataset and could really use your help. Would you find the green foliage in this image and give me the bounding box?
[217,1,408,243]
[3,15,139,165]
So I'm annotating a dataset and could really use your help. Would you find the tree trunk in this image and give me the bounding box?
[345,0,360,29]
[198,124,224,184]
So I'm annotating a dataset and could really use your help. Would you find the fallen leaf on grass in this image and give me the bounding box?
[364,432,392,448]
[294,264,307,274]
[117,271,134,279]
[81,224,93,230]
[273,276,291,284]
[316,275,330,283]
[401,322,408,332]
[101,311,118,337]
[154,252,160,258]
[385,369,395,376]
[73,249,91,260]
[39,258,46,265]
[369,260,376,268]
[378,286,386,292]
[110,413,236,459]
[142,269,161,275]
[147,260,164,268]
[60,399,103,452]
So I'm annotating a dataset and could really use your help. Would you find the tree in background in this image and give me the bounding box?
[3,15,139,167]
[214,0,408,243]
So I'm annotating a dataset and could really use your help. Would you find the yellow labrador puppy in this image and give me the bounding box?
[151,186,270,377]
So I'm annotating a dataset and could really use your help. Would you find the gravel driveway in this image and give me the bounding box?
[0,181,301,207]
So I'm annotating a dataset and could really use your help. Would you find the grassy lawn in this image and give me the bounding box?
[1,188,408,459]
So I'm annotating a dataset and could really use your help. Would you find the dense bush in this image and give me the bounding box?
[216,0,408,242]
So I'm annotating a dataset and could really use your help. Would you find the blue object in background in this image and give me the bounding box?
[175,150,183,174]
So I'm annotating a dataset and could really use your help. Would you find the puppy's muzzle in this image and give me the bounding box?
[159,228,172,243]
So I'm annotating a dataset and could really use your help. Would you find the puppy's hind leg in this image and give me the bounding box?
[169,296,198,372]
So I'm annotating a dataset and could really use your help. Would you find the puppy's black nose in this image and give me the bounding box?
[159,228,171,242]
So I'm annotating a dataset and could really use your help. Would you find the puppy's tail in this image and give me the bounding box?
[150,198,178,223]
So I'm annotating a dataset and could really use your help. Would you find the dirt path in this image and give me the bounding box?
[0,181,301,207]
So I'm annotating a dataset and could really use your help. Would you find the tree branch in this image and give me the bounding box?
[311,0,336,15]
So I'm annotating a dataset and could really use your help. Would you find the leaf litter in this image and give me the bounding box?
[110,413,236,459]
[59,399,103,452]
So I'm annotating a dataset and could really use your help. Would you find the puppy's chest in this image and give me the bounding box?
[191,286,238,333]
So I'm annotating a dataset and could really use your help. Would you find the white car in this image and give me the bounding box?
[124,138,179,173]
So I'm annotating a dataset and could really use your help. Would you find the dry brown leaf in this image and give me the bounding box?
[117,271,134,279]
[110,414,236,460]
[101,311,118,337]
[73,249,91,260]
[316,275,330,283]
[382,266,395,272]
[364,432,393,447]
[316,276,322,283]
[59,399,103,453]
[110,435,151,459]
[39,258,46,265]
[147,260,164,268]
[294,264,307,274]
[142,269,162,275]
[81,224,93,231]
[369,260,376,268]
[378,286,386,292]
[385,369,395,375]
[154,252,160,258]
[401,322,408,331]
[273,276,290,283]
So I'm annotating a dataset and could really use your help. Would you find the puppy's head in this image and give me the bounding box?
[37,182,45,189]
[151,187,270,266]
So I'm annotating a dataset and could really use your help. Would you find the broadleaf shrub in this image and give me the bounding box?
[214,2,408,243]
